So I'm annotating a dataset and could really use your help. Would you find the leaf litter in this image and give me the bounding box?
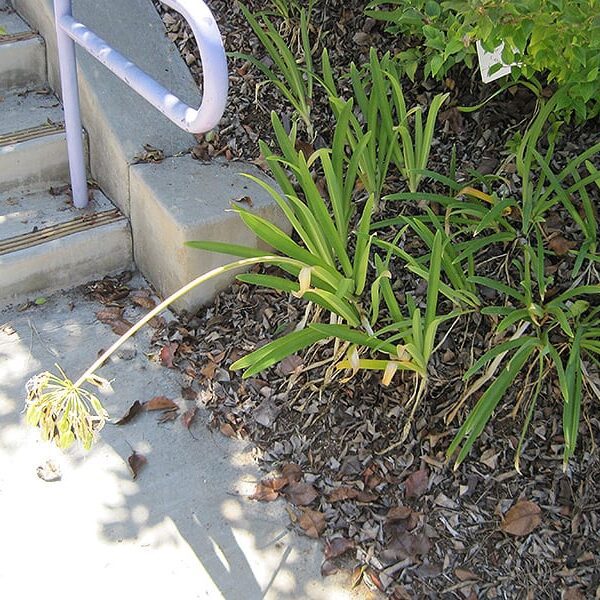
[96,0,600,594]
[141,270,600,598]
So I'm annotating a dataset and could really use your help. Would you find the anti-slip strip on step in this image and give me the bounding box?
[0,31,38,44]
[0,122,65,147]
[0,209,125,255]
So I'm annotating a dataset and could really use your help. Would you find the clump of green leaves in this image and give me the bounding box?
[232,3,316,138]
[366,0,600,121]
[322,48,448,198]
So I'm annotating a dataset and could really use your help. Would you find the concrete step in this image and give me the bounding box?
[0,88,80,194]
[0,187,133,306]
[130,156,290,313]
[0,9,46,91]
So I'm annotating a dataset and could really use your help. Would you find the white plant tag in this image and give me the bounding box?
[476,40,516,83]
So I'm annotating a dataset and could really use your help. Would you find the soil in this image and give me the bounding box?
[136,2,600,598]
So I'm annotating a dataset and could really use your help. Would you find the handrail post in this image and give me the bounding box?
[54,0,88,208]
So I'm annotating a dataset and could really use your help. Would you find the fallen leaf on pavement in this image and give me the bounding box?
[145,396,178,411]
[128,451,147,479]
[182,406,198,429]
[298,508,326,538]
[110,318,134,336]
[157,409,179,423]
[36,460,61,482]
[501,500,542,536]
[220,423,236,438]
[181,386,197,401]
[131,295,156,309]
[285,482,319,506]
[250,477,289,502]
[115,400,145,425]
[320,559,338,577]
[324,537,354,560]
[160,343,178,368]
[405,468,429,499]
[96,307,123,323]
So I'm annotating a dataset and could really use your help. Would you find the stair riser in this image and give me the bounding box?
[0,133,72,193]
[0,220,133,306]
[0,37,47,91]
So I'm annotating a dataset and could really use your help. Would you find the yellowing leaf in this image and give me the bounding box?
[292,266,312,298]
[382,361,399,386]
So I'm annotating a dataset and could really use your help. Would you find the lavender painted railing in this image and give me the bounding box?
[53,0,228,208]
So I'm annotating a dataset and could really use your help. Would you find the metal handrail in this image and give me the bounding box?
[54,0,228,208]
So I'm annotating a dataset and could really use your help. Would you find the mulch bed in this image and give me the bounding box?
[139,2,600,597]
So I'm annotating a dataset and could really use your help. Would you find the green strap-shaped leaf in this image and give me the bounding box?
[231,328,327,377]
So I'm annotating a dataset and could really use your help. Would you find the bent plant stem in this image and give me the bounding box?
[74,257,281,387]
[29,256,286,449]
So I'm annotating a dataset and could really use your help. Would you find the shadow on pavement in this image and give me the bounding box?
[0,285,361,600]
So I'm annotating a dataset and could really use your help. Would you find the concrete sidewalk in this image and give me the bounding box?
[0,277,369,600]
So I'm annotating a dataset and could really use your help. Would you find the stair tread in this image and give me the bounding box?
[0,88,63,138]
[1,188,122,246]
[0,8,33,35]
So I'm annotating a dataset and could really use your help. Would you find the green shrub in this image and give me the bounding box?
[366,0,600,121]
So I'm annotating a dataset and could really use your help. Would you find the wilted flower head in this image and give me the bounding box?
[25,367,109,450]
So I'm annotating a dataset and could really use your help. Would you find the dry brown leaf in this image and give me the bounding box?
[181,406,198,429]
[146,396,178,411]
[295,139,315,157]
[404,468,429,498]
[386,506,414,522]
[278,354,304,376]
[549,235,577,256]
[389,585,413,600]
[128,450,147,479]
[479,448,500,469]
[181,386,197,401]
[387,532,431,561]
[201,360,218,380]
[95,307,123,323]
[324,537,354,560]
[250,478,288,502]
[562,588,586,600]
[157,409,179,423]
[159,342,178,368]
[281,463,303,483]
[320,559,338,577]
[501,500,542,536]
[110,318,134,336]
[220,423,236,438]
[131,295,156,309]
[298,508,326,538]
[115,400,145,425]
[285,482,318,506]
[148,316,166,329]
[328,486,377,503]
[455,568,479,581]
